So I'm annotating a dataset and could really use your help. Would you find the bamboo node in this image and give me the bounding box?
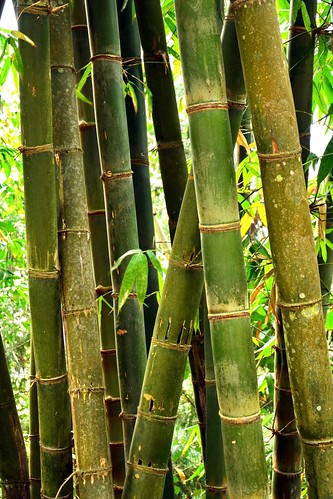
[119,412,137,421]
[301,436,333,447]
[131,158,150,166]
[272,429,299,438]
[110,441,125,448]
[277,297,322,310]
[272,467,302,477]
[101,348,116,356]
[36,373,68,385]
[157,140,184,151]
[63,305,97,317]
[51,64,76,74]
[88,209,106,216]
[137,409,178,423]
[208,310,250,321]
[28,269,59,279]
[199,220,241,234]
[100,170,133,182]
[274,383,292,393]
[71,24,87,31]
[205,484,228,492]
[54,147,82,156]
[90,54,122,64]
[18,143,53,155]
[228,99,246,110]
[257,148,302,162]
[151,338,192,352]
[122,56,142,66]
[40,443,72,455]
[0,398,15,408]
[17,1,49,16]
[186,101,228,115]
[127,461,168,476]
[79,120,96,129]
[219,410,261,425]
[69,386,105,396]
[204,378,216,385]
[77,465,112,483]
[42,493,72,499]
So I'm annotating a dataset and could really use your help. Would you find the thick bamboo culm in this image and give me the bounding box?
[232,0,333,495]
[17,0,73,496]
[174,0,268,496]
[84,0,147,458]
[50,2,113,497]
[70,1,125,494]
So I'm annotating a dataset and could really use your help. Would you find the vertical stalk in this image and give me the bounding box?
[29,345,41,499]
[116,0,159,348]
[174,1,268,496]
[288,0,317,185]
[17,1,73,496]
[70,1,125,493]
[0,334,29,499]
[50,2,113,497]
[84,0,147,457]
[272,308,302,497]
[133,0,188,240]
[232,0,333,494]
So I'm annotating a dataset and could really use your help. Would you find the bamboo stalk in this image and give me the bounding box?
[84,0,147,457]
[17,1,73,496]
[174,1,268,496]
[133,0,188,240]
[70,2,125,493]
[0,334,29,499]
[29,344,41,499]
[49,2,113,497]
[232,0,333,494]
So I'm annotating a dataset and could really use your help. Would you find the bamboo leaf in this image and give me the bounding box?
[146,249,163,275]
[317,136,333,187]
[237,129,251,156]
[76,62,92,92]
[325,309,333,330]
[75,88,93,105]
[118,255,139,310]
[0,57,12,87]
[292,0,301,22]
[300,2,311,33]
[8,38,24,76]
[134,253,148,307]
[240,211,253,237]
[11,30,36,47]
[111,248,141,271]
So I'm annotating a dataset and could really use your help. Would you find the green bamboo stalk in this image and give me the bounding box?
[29,344,41,499]
[49,3,113,497]
[203,299,227,499]
[0,334,29,499]
[116,0,159,349]
[288,0,317,185]
[318,184,333,321]
[174,1,268,496]
[17,1,73,496]
[84,0,147,458]
[123,176,204,497]
[70,2,125,494]
[232,0,333,495]
[133,0,188,240]
[272,307,302,497]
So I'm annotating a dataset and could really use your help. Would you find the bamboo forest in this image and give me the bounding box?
[2,0,333,497]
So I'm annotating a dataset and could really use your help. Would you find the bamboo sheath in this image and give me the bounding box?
[71,1,125,493]
[17,1,73,497]
[50,2,113,497]
[84,0,147,458]
[232,0,333,495]
[174,1,268,497]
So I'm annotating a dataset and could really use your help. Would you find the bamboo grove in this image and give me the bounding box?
[1,0,333,497]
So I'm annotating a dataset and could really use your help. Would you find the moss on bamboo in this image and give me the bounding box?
[232,0,333,494]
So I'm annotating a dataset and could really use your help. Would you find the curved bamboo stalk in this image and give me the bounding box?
[70,2,124,494]
[0,334,29,499]
[50,3,113,497]
[17,1,73,496]
[232,0,333,494]
[123,175,203,496]
[133,0,188,240]
[174,1,268,496]
[84,0,147,458]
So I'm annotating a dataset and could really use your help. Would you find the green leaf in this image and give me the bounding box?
[320,239,327,263]
[300,2,311,33]
[75,88,93,106]
[134,253,148,307]
[325,309,333,330]
[111,248,141,271]
[76,62,92,92]
[118,256,138,310]
[11,30,36,47]
[292,0,301,23]
[146,249,163,275]
[317,136,333,187]
[8,38,24,75]
[0,57,11,87]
